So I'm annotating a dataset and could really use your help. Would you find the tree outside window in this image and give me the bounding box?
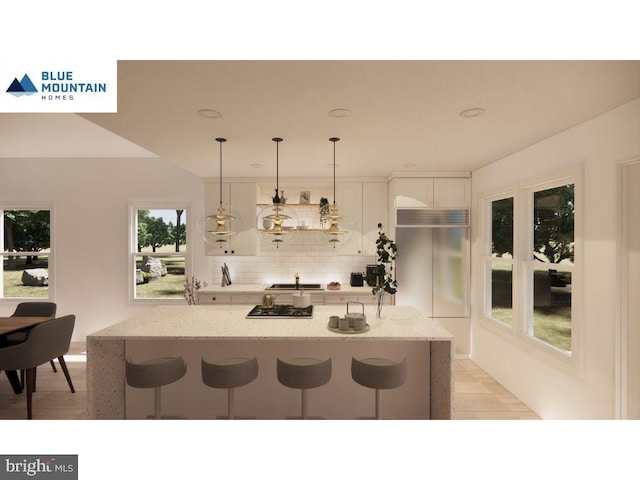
[133,209,187,299]
[1,209,51,299]
[530,184,574,352]
[489,197,514,326]
[484,179,577,357]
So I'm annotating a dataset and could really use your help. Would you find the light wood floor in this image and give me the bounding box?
[0,342,539,420]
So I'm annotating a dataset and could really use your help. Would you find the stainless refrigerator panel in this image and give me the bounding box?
[395,226,469,318]
[395,227,432,315]
[432,227,469,317]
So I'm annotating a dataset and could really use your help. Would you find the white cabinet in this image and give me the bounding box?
[393,178,435,208]
[198,293,233,304]
[433,178,471,208]
[230,293,263,305]
[391,177,470,209]
[324,292,378,305]
[362,182,388,256]
[205,181,258,256]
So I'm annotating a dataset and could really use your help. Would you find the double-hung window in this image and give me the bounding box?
[483,169,580,361]
[486,195,515,327]
[129,206,190,301]
[1,208,52,300]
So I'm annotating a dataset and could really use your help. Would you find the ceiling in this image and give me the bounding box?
[2,60,639,179]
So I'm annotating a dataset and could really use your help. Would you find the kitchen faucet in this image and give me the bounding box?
[295,273,300,289]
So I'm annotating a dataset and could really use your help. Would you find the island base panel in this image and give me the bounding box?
[125,339,432,420]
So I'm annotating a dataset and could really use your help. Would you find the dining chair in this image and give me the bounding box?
[0,314,76,419]
[6,302,58,374]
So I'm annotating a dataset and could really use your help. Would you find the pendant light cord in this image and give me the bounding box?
[330,137,340,205]
[216,138,226,207]
[272,138,283,203]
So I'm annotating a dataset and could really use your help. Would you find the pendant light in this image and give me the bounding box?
[198,137,237,247]
[321,137,348,247]
[256,138,298,248]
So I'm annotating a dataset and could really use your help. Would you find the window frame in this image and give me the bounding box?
[128,202,193,304]
[521,176,578,358]
[0,203,55,302]
[480,166,583,372]
[483,191,517,329]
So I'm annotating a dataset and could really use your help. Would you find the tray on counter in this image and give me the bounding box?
[327,323,370,334]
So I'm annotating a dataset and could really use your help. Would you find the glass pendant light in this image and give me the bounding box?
[198,137,238,247]
[321,137,348,247]
[256,138,299,248]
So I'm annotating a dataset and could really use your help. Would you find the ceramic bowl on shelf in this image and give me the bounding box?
[326,282,341,291]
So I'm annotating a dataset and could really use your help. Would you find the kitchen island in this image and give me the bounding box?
[87,304,454,419]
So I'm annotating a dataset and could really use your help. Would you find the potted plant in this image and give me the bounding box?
[368,223,397,317]
[184,276,208,305]
[319,197,330,228]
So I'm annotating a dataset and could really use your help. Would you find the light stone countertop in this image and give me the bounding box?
[88,304,453,342]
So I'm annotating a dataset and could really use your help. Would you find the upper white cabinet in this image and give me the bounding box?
[204,181,258,256]
[391,177,471,209]
[393,178,435,208]
[432,178,471,208]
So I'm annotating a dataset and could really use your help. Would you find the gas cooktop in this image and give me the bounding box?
[246,304,314,318]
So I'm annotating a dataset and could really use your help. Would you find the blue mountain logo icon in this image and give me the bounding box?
[6,73,38,97]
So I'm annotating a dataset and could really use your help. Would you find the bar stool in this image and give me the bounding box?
[201,356,259,419]
[125,356,187,419]
[277,357,331,419]
[351,357,407,419]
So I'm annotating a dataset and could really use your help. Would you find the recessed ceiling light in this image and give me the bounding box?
[403,163,417,169]
[197,109,222,119]
[459,107,485,118]
[250,163,264,169]
[328,108,352,118]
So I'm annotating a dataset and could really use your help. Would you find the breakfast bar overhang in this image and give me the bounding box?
[86,305,454,419]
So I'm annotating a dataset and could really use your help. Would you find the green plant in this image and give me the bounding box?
[369,223,397,295]
[319,197,330,226]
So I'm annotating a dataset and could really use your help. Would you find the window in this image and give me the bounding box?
[130,208,188,300]
[483,170,579,361]
[527,183,574,353]
[487,196,514,326]
[1,209,52,299]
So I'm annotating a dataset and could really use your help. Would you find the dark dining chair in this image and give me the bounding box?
[0,314,76,419]
[6,302,58,374]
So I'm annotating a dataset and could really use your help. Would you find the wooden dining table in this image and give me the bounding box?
[0,316,53,394]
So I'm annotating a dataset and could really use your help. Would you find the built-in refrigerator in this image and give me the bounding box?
[394,209,470,351]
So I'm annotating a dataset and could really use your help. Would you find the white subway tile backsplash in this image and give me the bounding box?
[211,252,375,286]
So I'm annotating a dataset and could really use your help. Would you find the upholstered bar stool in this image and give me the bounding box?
[125,356,187,419]
[351,357,407,419]
[201,356,259,419]
[277,357,332,419]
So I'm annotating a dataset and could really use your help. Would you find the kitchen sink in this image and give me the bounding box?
[267,283,324,290]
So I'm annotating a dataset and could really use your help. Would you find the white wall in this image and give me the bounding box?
[0,157,208,340]
[471,99,640,419]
